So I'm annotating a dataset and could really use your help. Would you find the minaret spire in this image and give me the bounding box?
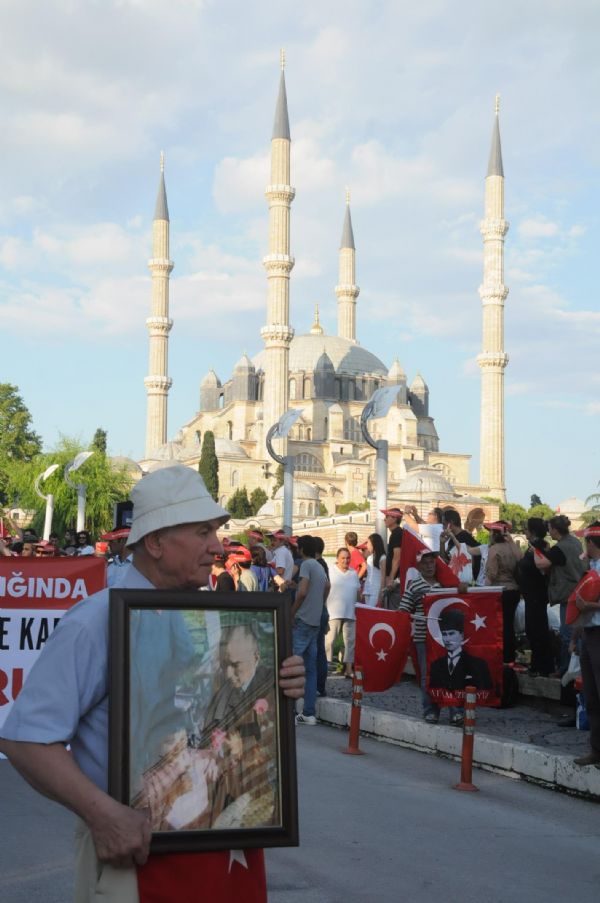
[260,54,295,450]
[144,153,174,458]
[477,97,509,500]
[336,188,360,341]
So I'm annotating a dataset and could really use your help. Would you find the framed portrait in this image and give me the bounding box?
[108,589,298,852]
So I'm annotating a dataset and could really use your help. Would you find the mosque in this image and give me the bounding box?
[140,59,509,521]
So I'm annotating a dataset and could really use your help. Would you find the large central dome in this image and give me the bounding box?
[253,333,387,376]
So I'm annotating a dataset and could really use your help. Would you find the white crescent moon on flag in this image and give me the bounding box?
[368,622,396,648]
[427,597,469,648]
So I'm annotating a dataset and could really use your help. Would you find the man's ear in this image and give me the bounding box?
[143,530,164,561]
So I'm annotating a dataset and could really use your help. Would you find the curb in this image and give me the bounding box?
[315,698,600,801]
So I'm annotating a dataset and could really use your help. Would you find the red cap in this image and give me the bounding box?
[100,527,131,541]
[248,530,264,541]
[227,546,252,563]
[416,549,438,562]
[483,521,512,532]
[584,526,600,539]
[381,508,403,518]
[357,542,368,551]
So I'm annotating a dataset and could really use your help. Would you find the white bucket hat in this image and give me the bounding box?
[127,465,229,546]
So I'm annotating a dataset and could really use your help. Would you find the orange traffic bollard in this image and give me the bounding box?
[454,684,478,792]
[342,665,366,756]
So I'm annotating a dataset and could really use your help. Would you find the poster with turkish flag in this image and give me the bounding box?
[423,589,503,707]
[566,569,600,625]
[399,527,460,592]
[0,557,106,734]
[137,848,267,903]
[355,604,412,692]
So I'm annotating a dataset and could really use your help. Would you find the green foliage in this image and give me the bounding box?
[475,527,490,544]
[271,463,284,499]
[0,384,42,504]
[528,503,555,522]
[319,502,328,516]
[482,496,501,503]
[198,431,219,502]
[336,500,369,514]
[4,435,133,538]
[499,502,528,533]
[227,486,253,519]
[249,486,268,515]
[530,494,542,508]
[92,428,108,455]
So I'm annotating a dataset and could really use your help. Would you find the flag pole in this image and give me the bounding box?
[341,665,366,756]
[454,685,479,792]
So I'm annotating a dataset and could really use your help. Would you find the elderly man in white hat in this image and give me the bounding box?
[0,465,304,902]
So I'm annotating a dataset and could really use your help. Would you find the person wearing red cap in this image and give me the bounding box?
[381,508,403,587]
[100,527,133,587]
[572,523,600,766]
[227,546,259,592]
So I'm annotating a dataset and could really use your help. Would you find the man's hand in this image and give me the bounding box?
[279,654,305,699]
[88,796,151,868]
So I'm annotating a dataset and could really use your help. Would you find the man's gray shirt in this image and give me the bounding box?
[296,558,328,626]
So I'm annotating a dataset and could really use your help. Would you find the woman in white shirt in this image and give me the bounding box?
[362,533,386,607]
[326,548,361,677]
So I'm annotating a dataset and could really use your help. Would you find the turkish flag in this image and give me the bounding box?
[399,528,459,591]
[423,590,503,707]
[355,604,412,692]
[566,569,600,625]
[137,848,266,902]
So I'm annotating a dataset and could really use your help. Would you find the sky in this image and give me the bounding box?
[0,0,598,511]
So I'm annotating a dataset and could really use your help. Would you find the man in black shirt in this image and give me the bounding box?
[441,510,481,582]
[382,507,404,587]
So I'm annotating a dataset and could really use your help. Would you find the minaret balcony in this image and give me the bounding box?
[478,285,509,303]
[265,184,296,202]
[479,219,509,238]
[260,324,294,344]
[476,351,509,369]
[146,316,173,335]
[334,283,360,297]
[144,375,173,391]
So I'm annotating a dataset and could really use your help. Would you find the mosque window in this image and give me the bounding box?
[348,380,356,401]
[306,427,311,440]
[294,453,324,473]
[195,430,201,446]
[227,421,233,440]
[299,502,306,516]
[335,378,341,399]
[303,377,311,398]
[289,378,297,400]
[231,470,239,487]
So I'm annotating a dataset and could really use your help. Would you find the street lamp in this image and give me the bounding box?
[266,409,303,536]
[34,464,60,540]
[64,452,94,532]
[360,386,401,543]
[417,477,424,518]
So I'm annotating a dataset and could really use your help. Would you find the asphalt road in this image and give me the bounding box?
[1,725,599,902]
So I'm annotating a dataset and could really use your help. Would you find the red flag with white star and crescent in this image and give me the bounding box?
[399,527,460,592]
[355,604,412,692]
[423,590,503,707]
[136,848,267,902]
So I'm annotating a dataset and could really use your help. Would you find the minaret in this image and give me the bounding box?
[144,152,174,458]
[336,189,360,342]
[477,96,509,500]
[260,50,295,443]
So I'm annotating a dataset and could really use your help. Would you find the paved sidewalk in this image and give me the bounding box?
[315,673,600,800]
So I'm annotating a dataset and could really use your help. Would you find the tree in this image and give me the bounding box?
[250,487,268,515]
[336,500,369,514]
[530,494,542,508]
[92,428,108,455]
[271,464,284,499]
[499,502,528,533]
[0,384,42,504]
[198,431,219,502]
[4,435,133,538]
[227,487,253,519]
[528,503,555,522]
[319,502,328,516]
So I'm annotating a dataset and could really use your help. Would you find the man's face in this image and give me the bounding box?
[442,629,464,654]
[337,550,351,571]
[109,538,127,560]
[586,539,600,561]
[417,555,437,579]
[426,511,438,524]
[22,542,36,557]
[225,630,259,688]
[443,520,458,535]
[155,520,223,589]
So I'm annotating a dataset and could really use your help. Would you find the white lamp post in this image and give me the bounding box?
[34,464,60,541]
[360,386,401,543]
[266,409,304,535]
[64,452,94,533]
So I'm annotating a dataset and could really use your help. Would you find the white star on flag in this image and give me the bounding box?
[228,850,248,872]
[471,613,487,631]
[376,649,388,660]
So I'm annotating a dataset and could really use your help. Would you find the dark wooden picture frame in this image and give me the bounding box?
[108,589,298,852]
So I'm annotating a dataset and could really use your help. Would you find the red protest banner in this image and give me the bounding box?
[0,557,106,724]
[355,604,412,692]
[423,590,503,707]
[399,528,459,592]
[137,849,267,903]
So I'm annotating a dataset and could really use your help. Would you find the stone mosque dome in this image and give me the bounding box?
[214,437,248,458]
[201,368,221,387]
[388,358,406,380]
[410,372,427,390]
[397,467,455,498]
[253,333,387,377]
[234,352,255,372]
[274,480,320,501]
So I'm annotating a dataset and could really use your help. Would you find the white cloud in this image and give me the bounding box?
[518,217,560,239]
